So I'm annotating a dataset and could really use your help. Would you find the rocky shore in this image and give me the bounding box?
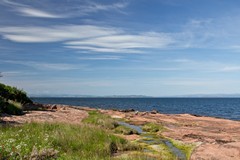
[101,109,240,160]
[1,103,240,160]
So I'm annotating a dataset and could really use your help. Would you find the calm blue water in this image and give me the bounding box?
[31,98,240,121]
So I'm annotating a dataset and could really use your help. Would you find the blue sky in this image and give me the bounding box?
[1,0,240,96]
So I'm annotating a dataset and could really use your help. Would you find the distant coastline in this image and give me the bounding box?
[30,93,240,98]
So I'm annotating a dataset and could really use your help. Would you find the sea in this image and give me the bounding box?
[31,97,240,121]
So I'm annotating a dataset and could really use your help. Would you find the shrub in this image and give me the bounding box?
[0,97,5,114]
[4,100,23,115]
[0,83,32,105]
[0,83,32,115]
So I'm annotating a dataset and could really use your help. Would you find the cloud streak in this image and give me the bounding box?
[79,1,128,14]
[66,32,173,53]
[17,7,63,18]
[0,25,174,53]
[78,56,122,60]
[4,60,81,71]
[1,0,64,18]
[1,15,240,53]
[219,66,240,72]
[1,0,129,18]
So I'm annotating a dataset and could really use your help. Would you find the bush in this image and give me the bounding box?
[0,97,23,115]
[0,83,32,105]
[4,100,23,115]
[0,83,32,115]
[0,97,5,114]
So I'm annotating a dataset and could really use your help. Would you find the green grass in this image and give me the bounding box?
[114,125,139,135]
[0,109,194,159]
[83,110,119,130]
[142,122,165,133]
[169,139,195,160]
[113,152,163,160]
[83,110,139,135]
[137,135,177,160]
[0,123,139,160]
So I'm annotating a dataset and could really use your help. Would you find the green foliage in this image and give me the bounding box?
[0,83,32,115]
[0,97,23,115]
[0,83,32,105]
[0,123,138,160]
[3,100,23,115]
[142,122,165,133]
[0,97,5,114]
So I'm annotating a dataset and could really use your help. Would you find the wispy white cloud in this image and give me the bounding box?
[65,45,143,53]
[0,25,174,53]
[66,32,173,53]
[139,67,181,71]
[165,58,193,63]
[111,59,240,73]
[1,0,26,7]
[80,1,128,14]
[177,17,240,49]
[219,66,240,72]
[1,0,129,18]
[1,71,38,77]
[78,56,122,60]
[4,60,81,71]
[166,59,240,73]
[160,78,239,87]
[0,25,120,42]
[2,3,240,52]
[1,0,64,18]
[17,7,63,18]
[167,59,240,73]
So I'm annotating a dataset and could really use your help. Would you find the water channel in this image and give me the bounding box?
[117,121,187,160]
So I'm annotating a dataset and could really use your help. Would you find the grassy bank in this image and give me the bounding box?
[83,110,139,135]
[0,122,139,160]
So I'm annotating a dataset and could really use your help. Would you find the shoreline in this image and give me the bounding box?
[32,97,240,121]
[1,103,240,159]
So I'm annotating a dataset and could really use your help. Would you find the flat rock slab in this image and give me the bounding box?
[1,105,88,125]
[191,142,240,160]
[101,109,240,160]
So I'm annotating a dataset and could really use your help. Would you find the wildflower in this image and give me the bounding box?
[16,145,21,150]
[8,138,15,143]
